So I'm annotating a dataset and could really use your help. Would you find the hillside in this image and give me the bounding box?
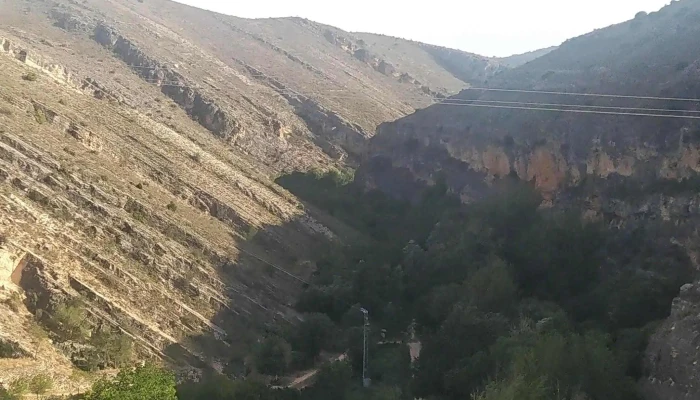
[354,33,506,90]
[4,0,700,398]
[0,0,513,391]
[498,46,557,67]
[0,0,509,170]
[362,0,700,398]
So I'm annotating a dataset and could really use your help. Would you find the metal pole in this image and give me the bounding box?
[360,307,371,388]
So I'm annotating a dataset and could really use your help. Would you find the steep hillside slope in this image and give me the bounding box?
[0,38,331,391]
[1,0,506,169]
[364,0,700,199]
[361,1,700,398]
[498,46,557,67]
[354,33,505,92]
[0,0,513,390]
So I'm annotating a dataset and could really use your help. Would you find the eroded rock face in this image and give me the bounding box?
[0,43,341,387]
[359,2,700,396]
[321,29,453,100]
[642,283,700,400]
[93,23,243,142]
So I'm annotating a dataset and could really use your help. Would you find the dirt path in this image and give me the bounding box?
[285,353,347,389]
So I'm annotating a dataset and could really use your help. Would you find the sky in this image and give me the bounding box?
[173,0,672,57]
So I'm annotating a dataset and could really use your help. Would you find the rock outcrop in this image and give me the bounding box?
[93,23,244,142]
[359,2,700,397]
[4,0,516,173]
[642,282,700,400]
[0,33,331,388]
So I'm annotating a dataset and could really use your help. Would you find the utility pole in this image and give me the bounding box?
[360,307,371,388]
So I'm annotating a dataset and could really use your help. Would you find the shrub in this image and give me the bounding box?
[90,327,134,369]
[22,72,38,81]
[289,313,337,360]
[28,373,53,398]
[34,108,47,124]
[52,299,90,341]
[253,336,292,375]
[6,377,29,399]
[245,226,258,241]
[0,339,27,359]
[676,61,690,71]
[3,291,23,312]
[166,201,177,212]
[86,364,177,400]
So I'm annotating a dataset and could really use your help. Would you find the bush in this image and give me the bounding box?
[289,313,337,360]
[86,364,177,400]
[245,226,259,241]
[5,377,29,399]
[0,339,27,359]
[465,258,517,313]
[22,72,38,81]
[34,108,47,124]
[253,336,292,375]
[676,61,690,71]
[28,373,53,398]
[90,327,133,369]
[52,299,90,341]
[166,201,177,212]
[3,291,23,312]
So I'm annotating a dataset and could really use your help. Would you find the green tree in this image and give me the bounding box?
[177,376,297,400]
[90,327,133,368]
[52,299,90,341]
[465,257,517,313]
[290,313,337,360]
[28,373,52,399]
[254,336,292,375]
[86,364,177,400]
[303,361,353,400]
[0,377,29,400]
[413,306,509,398]
[472,375,551,400]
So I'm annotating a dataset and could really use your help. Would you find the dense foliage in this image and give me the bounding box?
[274,171,694,400]
[85,364,177,400]
[21,170,694,400]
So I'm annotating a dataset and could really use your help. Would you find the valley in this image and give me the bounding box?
[1,0,700,399]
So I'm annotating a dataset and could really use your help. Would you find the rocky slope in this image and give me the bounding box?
[498,46,558,67]
[354,33,506,92]
[0,0,527,391]
[0,0,512,169]
[360,0,700,398]
[0,38,328,390]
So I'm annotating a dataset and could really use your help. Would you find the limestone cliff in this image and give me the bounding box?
[361,1,700,398]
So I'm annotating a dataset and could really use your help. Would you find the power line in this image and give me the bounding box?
[435,98,700,114]
[462,87,700,103]
[236,246,312,286]
[115,66,700,110]
[269,90,700,118]
[238,75,700,104]
[434,102,700,119]
[277,89,700,110]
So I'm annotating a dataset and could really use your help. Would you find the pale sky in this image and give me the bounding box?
[174,0,672,57]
